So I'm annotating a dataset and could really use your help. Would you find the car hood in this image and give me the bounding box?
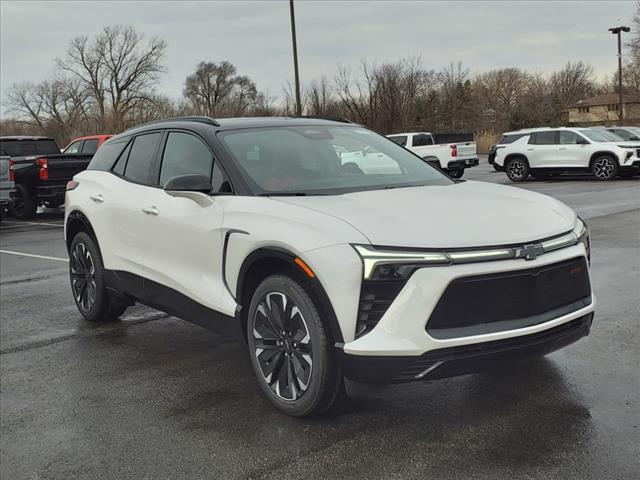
[599,140,640,148]
[273,181,576,249]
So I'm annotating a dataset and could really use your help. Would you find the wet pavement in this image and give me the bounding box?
[1,162,639,479]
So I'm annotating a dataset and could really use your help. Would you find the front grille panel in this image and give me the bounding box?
[427,257,591,339]
[356,280,406,338]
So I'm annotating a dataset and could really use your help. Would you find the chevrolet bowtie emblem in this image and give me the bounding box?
[513,243,545,261]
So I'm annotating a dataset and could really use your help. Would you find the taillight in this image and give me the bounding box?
[66,180,79,191]
[450,145,457,157]
[9,159,15,181]
[37,157,49,180]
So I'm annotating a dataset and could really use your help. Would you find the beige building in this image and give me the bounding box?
[567,93,640,126]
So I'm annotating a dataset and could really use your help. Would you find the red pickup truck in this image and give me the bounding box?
[62,135,112,154]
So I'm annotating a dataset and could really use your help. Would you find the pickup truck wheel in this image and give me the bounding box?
[591,155,618,181]
[505,157,529,182]
[8,184,37,220]
[69,232,125,322]
[247,274,341,417]
[448,169,464,179]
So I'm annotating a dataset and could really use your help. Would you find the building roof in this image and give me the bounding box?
[571,93,640,108]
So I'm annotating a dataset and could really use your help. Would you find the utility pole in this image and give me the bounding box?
[609,25,630,126]
[289,0,302,116]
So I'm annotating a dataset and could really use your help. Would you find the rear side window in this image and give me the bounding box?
[88,140,129,171]
[159,132,213,187]
[498,134,525,145]
[81,139,99,154]
[0,139,59,156]
[123,133,162,184]
[412,134,433,147]
[529,131,557,145]
[388,135,408,147]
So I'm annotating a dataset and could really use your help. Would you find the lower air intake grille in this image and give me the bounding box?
[356,280,406,338]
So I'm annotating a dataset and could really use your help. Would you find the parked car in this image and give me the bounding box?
[65,116,594,417]
[0,136,95,219]
[493,127,640,181]
[386,132,478,178]
[488,129,544,170]
[63,135,112,154]
[601,126,640,141]
[0,156,15,220]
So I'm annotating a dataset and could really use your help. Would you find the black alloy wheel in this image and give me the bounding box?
[506,157,529,182]
[592,156,618,181]
[70,241,97,313]
[252,291,313,402]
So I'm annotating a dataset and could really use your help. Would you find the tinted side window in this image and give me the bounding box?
[529,131,556,145]
[559,131,579,144]
[88,140,129,171]
[81,139,99,154]
[388,136,408,147]
[123,133,162,184]
[35,140,60,154]
[412,134,433,147]
[159,132,213,187]
[65,141,82,154]
[498,134,524,145]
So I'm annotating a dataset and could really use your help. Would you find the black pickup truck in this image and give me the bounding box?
[0,136,94,219]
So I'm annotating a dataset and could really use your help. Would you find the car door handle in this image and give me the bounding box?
[142,206,159,216]
[89,194,104,203]
[559,147,567,150]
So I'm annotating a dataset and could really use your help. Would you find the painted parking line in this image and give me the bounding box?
[0,249,68,262]
[1,220,64,227]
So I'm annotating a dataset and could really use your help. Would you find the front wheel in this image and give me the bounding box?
[247,274,341,417]
[505,157,529,182]
[591,155,618,181]
[448,169,464,179]
[69,232,126,322]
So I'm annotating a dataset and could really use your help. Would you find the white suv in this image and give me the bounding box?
[494,127,640,181]
[65,116,595,416]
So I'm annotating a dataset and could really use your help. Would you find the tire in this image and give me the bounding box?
[448,169,464,179]
[8,184,37,219]
[247,274,341,417]
[69,232,126,322]
[505,157,529,182]
[591,155,618,181]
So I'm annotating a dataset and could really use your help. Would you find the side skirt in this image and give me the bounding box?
[103,270,241,340]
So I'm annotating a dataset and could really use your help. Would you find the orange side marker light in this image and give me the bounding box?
[294,257,315,278]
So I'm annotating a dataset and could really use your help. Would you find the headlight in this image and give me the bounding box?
[576,217,591,263]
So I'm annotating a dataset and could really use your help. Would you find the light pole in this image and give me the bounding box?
[609,25,630,126]
[289,0,302,116]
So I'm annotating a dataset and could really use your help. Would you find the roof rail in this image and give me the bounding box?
[136,116,221,128]
[300,115,352,124]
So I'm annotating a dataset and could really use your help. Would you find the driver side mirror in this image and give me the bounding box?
[576,137,589,145]
[163,174,212,193]
[630,135,640,141]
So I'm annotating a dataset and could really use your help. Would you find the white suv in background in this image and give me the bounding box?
[65,116,594,417]
[494,127,640,181]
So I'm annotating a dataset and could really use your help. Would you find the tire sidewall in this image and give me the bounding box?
[9,184,36,219]
[246,273,338,417]
[506,157,529,182]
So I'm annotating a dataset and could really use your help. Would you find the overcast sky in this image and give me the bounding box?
[0,0,636,113]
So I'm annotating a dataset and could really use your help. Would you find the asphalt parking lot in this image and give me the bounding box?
[1,162,639,479]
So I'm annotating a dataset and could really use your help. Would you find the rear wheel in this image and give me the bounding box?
[591,155,618,181]
[8,184,37,219]
[247,274,341,417]
[69,232,126,322]
[505,157,529,182]
[448,169,464,179]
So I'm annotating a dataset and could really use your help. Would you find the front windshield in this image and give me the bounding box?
[582,129,621,142]
[219,125,452,194]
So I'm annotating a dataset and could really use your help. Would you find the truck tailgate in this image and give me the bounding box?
[455,143,477,157]
[46,154,93,180]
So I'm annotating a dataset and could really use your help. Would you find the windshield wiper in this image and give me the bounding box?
[258,192,324,197]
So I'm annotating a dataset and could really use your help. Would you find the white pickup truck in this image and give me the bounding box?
[387,132,479,178]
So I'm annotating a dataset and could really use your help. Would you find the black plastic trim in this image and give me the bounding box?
[222,229,250,301]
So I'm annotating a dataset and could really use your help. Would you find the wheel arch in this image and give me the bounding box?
[589,151,620,168]
[504,153,529,165]
[65,210,98,253]
[235,246,344,345]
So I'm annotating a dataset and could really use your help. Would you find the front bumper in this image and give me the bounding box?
[340,243,594,383]
[342,313,593,383]
[447,158,479,170]
[620,159,640,174]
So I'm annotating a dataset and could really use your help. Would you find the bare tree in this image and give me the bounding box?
[58,26,166,131]
[549,61,595,109]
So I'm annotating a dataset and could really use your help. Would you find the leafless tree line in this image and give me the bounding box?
[3,16,640,147]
